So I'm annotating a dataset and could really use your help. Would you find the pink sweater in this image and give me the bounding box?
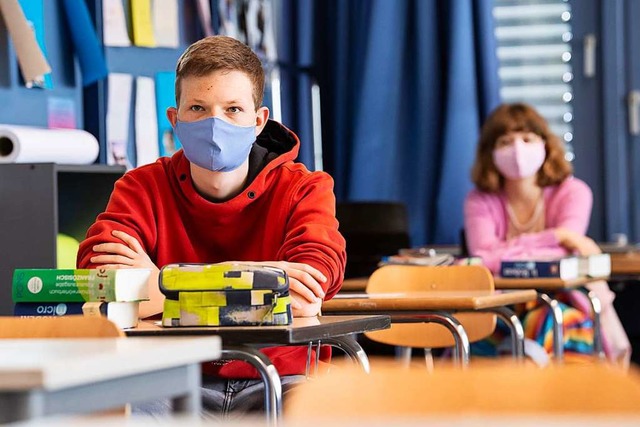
[463,177,593,273]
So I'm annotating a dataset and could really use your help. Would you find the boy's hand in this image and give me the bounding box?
[91,230,163,318]
[290,290,322,317]
[239,261,327,304]
[90,230,158,272]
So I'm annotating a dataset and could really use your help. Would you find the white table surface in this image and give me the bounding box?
[0,337,221,391]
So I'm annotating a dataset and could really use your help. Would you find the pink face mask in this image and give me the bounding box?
[492,139,546,180]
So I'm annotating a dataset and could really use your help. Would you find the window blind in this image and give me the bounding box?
[493,0,575,159]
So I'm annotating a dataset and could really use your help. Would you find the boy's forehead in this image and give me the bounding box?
[180,71,254,97]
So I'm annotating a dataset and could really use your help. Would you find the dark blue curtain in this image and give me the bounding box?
[279,0,500,245]
[277,0,315,168]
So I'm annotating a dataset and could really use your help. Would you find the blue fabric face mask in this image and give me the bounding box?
[174,116,256,172]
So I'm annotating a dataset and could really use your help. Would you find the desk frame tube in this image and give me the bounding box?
[577,287,605,359]
[392,312,470,365]
[321,335,371,373]
[479,306,525,360]
[221,347,282,427]
[538,293,564,361]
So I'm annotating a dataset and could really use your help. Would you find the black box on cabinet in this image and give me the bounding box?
[0,163,125,315]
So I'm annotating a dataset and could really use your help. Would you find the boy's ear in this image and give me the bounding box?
[167,107,178,127]
[255,106,269,135]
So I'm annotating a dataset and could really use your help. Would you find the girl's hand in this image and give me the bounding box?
[555,227,602,256]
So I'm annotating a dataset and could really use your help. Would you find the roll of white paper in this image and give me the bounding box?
[0,124,100,164]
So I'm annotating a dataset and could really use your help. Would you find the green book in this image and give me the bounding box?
[12,269,151,303]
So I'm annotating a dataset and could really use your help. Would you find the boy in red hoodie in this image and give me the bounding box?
[77,35,346,414]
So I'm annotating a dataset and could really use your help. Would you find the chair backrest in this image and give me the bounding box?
[365,264,496,348]
[0,315,124,338]
[336,202,411,279]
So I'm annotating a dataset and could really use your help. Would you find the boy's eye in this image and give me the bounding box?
[189,105,204,112]
[227,106,243,113]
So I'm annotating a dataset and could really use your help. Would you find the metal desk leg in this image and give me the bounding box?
[393,312,470,366]
[322,335,371,373]
[538,293,564,361]
[578,287,605,359]
[171,363,201,415]
[0,392,44,423]
[482,306,525,360]
[221,347,282,427]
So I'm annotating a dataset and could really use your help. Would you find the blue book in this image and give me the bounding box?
[13,302,139,329]
[500,257,579,280]
[14,302,86,317]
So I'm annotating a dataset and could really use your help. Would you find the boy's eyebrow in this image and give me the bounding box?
[221,98,249,105]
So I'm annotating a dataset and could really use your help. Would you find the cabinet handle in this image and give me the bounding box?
[584,34,596,78]
[628,90,640,136]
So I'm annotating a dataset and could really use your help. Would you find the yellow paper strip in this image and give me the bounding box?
[130,0,156,48]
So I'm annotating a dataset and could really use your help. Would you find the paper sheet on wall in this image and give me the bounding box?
[131,0,156,47]
[155,71,181,156]
[135,76,159,167]
[102,0,131,47]
[47,97,77,129]
[60,0,109,86]
[0,0,51,88]
[106,73,133,168]
[0,124,99,164]
[152,0,179,48]
[195,0,214,37]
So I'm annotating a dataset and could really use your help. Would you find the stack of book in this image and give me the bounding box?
[12,268,151,329]
[379,247,482,267]
[500,254,611,280]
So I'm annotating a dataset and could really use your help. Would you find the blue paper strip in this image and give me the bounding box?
[60,0,108,86]
[155,71,182,156]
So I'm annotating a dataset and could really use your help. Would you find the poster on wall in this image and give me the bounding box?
[217,0,243,42]
[245,0,277,63]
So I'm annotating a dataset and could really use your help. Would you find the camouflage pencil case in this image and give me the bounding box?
[159,262,292,327]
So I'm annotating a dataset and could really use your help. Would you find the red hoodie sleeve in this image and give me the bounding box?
[276,171,346,300]
[76,171,158,268]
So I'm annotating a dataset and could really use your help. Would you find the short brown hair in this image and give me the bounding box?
[471,103,572,192]
[174,36,265,109]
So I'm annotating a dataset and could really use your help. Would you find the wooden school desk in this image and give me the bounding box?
[610,252,640,278]
[340,277,369,292]
[127,314,390,426]
[494,275,608,361]
[0,337,221,424]
[322,290,537,363]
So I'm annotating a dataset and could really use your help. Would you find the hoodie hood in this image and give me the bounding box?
[255,119,299,160]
